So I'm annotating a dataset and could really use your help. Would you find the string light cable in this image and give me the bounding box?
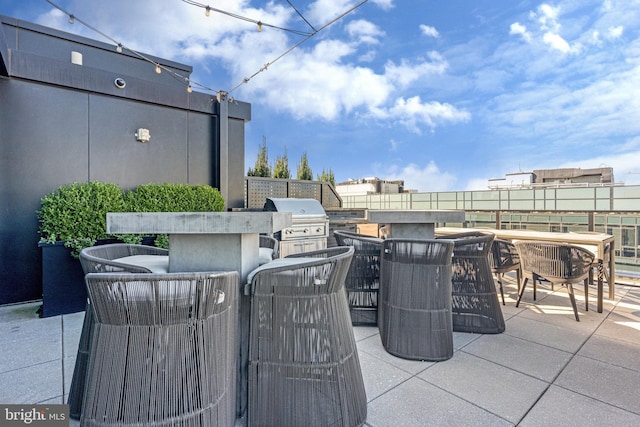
[44,0,217,93]
[228,0,369,94]
[180,0,314,36]
[43,0,369,98]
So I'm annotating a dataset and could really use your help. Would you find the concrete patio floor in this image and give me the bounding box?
[2,274,640,426]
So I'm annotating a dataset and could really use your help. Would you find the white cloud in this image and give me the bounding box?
[607,25,623,39]
[370,0,395,11]
[542,31,581,54]
[346,19,384,45]
[420,24,439,38]
[383,162,457,192]
[510,22,531,42]
[384,51,448,86]
[536,4,561,32]
[370,96,471,133]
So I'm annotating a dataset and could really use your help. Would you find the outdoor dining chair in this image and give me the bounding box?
[489,239,522,305]
[378,238,455,361]
[68,243,169,420]
[437,231,505,334]
[570,231,611,285]
[80,271,238,426]
[259,234,279,263]
[334,229,383,325]
[245,246,367,427]
[515,241,595,321]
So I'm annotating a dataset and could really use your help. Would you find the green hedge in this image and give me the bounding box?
[122,183,225,248]
[38,182,225,256]
[124,183,224,212]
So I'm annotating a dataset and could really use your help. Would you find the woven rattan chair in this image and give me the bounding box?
[437,231,505,334]
[378,238,455,361]
[68,244,169,420]
[515,241,594,321]
[570,231,611,284]
[489,239,522,305]
[334,230,383,325]
[246,246,367,427]
[80,271,238,426]
[259,235,279,262]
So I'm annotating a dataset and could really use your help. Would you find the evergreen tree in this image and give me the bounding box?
[247,137,271,177]
[273,148,291,179]
[296,152,313,180]
[317,168,336,186]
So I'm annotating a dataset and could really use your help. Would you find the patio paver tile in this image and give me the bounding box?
[462,333,572,382]
[418,351,549,424]
[555,354,640,414]
[366,376,513,427]
[519,384,640,426]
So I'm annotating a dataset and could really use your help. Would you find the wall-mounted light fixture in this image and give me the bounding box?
[135,128,151,143]
[71,51,83,65]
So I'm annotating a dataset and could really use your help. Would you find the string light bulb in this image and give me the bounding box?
[155,64,161,74]
[116,43,123,53]
[257,21,262,32]
[205,6,210,17]
[68,14,75,24]
[187,85,193,93]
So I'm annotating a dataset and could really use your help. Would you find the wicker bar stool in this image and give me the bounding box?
[378,239,455,361]
[437,232,505,334]
[246,246,367,427]
[68,243,169,420]
[81,271,238,426]
[334,230,383,325]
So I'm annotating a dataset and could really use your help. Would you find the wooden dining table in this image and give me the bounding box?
[435,227,615,313]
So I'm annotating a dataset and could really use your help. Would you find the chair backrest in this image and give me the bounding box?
[259,235,279,259]
[82,271,238,425]
[489,239,520,272]
[249,246,354,295]
[85,271,238,325]
[79,243,168,274]
[437,231,495,260]
[514,241,595,284]
[380,238,454,279]
[334,229,383,247]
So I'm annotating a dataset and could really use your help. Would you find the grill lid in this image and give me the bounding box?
[264,198,327,217]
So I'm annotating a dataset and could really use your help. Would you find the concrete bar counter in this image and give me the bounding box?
[368,210,465,239]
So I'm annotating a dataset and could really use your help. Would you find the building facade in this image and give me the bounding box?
[0,16,250,305]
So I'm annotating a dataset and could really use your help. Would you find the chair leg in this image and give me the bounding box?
[516,277,528,307]
[566,282,580,322]
[497,275,505,306]
[584,272,591,312]
[533,277,537,301]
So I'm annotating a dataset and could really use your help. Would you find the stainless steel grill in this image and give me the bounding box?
[264,198,329,258]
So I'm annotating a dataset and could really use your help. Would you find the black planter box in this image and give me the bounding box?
[39,241,86,318]
[39,237,159,317]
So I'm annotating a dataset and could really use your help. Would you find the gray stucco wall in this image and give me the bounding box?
[0,16,250,304]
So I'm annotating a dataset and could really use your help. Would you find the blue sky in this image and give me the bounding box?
[2,0,639,191]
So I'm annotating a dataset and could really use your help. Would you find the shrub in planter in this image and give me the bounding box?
[36,181,225,317]
[37,181,126,317]
[123,183,225,248]
[37,181,126,257]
